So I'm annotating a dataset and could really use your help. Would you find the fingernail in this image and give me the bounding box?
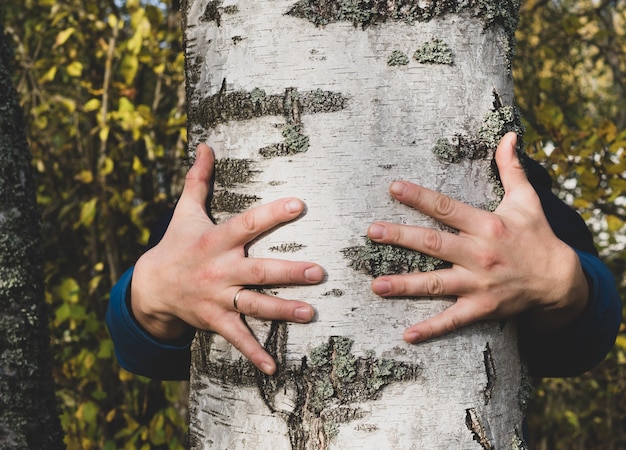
[405,330,421,343]
[372,279,391,295]
[304,266,324,282]
[295,306,314,321]
[261,362,275,375]
[285,199,303,214]
[390,181,406,196]
[368,223,386,240]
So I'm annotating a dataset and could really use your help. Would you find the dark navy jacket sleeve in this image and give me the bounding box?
[519,156,622,377]
[106,266,193,380]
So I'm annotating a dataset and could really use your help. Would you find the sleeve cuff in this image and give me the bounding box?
[106,267,193,380]
[519,249,622,377]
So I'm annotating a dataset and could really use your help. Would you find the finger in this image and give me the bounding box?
[387,180,489,234]
[231,288,316,323]
[177,143,215,215]
[217,317,277,375]
[403,299,488,343]
[368,222,470,264]
[223,197,306,245]
[235,259,325,287]
[371,268,472,298]
[494,132,528,194]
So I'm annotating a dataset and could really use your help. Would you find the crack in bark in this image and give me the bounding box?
[482,342,496,405]
[465,407,493,450]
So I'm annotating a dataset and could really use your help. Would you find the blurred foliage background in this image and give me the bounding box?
[1,0,625,448]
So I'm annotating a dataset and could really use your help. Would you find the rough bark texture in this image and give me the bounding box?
[183,1,527,448]
[0,24,64,449]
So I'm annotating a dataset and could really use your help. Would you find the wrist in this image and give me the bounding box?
[527,244,589,332]
[130,253,192,342]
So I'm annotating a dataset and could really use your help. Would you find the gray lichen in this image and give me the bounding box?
[342,237,449,278]
[286,0,520,65]
[414,39,453,65]
[387,50,409,66]
[431,91,525,211]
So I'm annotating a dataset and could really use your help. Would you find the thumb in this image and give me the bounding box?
[178,143,215,214]
[495,132,528,194]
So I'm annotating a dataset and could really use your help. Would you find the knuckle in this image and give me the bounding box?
[434,194,455,217]
[422,229,443,253]
[239,209,257,233]
[476,248,499,270]
[483,216,506,239]
[425,272,445,296]
[443,315,462,334]
[249,262,268,285]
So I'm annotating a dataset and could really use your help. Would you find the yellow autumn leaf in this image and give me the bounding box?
[66,61,83,77]
[99,125,110,143]
[606,215,623,232]
[54,27,75,47]
[39,66,57,83]
[132,156,147,175]
[84,98,101,112]
[78,198,98,228]
[120,54,138,85]
[154,62,165,74]
[107,14,119,29]
[99,157,115,176]
[106,409,116,423]
[615,335,626,352]
[75,170,93,184]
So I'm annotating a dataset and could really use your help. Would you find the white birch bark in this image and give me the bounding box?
[183,1,528,448]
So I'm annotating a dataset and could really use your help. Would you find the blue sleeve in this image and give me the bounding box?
[106,267,193,380]
[519,249,622,378]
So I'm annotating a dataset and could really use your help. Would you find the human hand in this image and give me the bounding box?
[130,143,324,375]
[367,132,589,343]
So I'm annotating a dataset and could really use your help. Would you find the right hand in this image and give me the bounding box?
[130,143,325,375]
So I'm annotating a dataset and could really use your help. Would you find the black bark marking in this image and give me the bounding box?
[482,342,496,405]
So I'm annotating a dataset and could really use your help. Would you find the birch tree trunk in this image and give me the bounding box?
[183,1,529,448]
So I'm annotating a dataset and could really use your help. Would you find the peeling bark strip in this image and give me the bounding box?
[287,0,520,63]
[465,408,493,450]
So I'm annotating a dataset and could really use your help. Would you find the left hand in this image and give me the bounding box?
[367,132,589,343]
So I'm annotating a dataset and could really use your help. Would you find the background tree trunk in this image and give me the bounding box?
[183,1,528,448]
[0,24,64,449]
